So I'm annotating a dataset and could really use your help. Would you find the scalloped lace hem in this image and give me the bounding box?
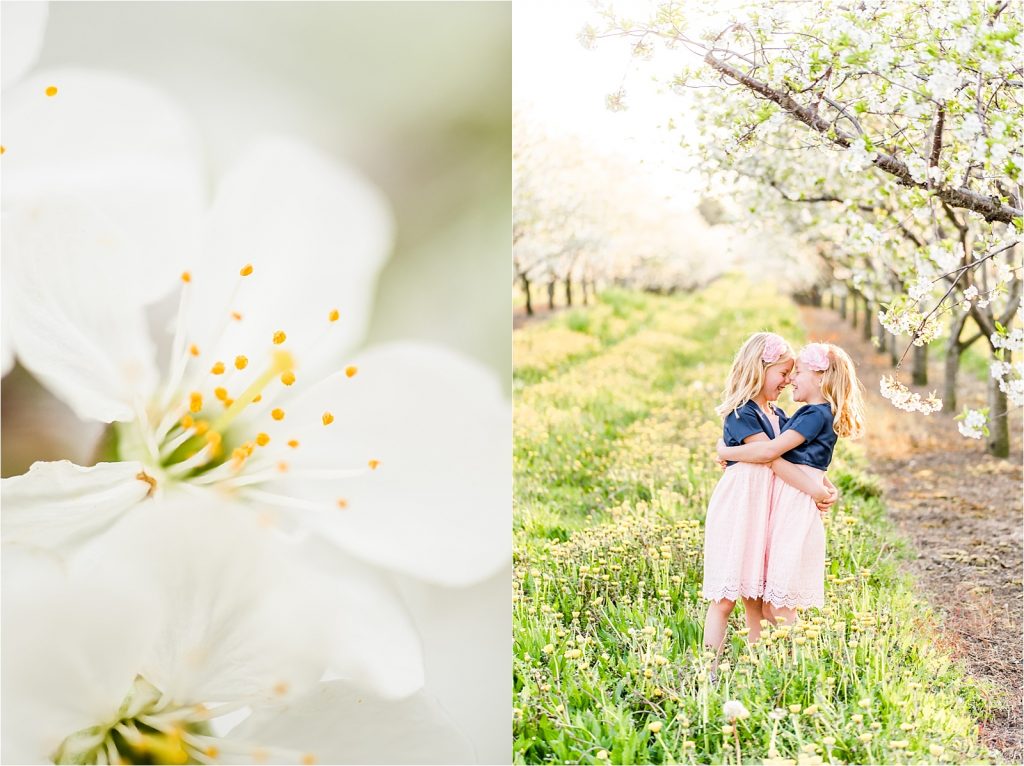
[702,582,765,602]
[762,586,824,608]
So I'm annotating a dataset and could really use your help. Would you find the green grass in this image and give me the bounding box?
[513,277,1004,765]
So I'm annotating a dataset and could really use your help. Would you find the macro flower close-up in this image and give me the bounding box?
[2,3,511,764]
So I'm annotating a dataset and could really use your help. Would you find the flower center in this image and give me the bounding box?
[53,676,214,765]
[52,676,318,765]
[107,265,376,513]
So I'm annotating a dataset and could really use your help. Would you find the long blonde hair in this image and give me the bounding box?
[715,332,795,418]
[813,343,866,439]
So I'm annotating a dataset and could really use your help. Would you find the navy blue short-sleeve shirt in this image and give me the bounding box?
[779,403,837,470]
[722,400,788,467]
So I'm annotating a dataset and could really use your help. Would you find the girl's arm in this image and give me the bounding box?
[768,458,834,503]
[717,430,805,463]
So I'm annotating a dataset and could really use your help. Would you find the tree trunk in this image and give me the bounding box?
[943,310,970,411]
[565,279,573,307]
[862,300,872,341]
[890,335,900,367]
[829,291,835,310]
[547,281,555,311]
[521,274,533,316]
[875,312,888,354]
[851,293,859,329]
[839,294,847,320]
[987,350,1010,458]
[912,342,928,386]
[582,280,589,306]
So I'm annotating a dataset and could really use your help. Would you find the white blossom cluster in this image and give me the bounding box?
[879,375,943,414]
[956,408,989,439]
[878,303,944,346]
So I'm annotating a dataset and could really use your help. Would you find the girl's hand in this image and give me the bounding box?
[814,485,838,512]
[714,439,729,469]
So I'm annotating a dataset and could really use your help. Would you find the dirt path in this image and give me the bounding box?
[799,305,1023,763]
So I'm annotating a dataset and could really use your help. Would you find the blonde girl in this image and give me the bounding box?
[716,342,865,625]
[702,334,837,673]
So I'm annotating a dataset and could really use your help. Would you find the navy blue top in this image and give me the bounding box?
[722,400,788,468]
[779,403,837,470]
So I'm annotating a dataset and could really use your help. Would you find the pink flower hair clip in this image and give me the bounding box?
[800,343,831,372]
[761,334,788,365]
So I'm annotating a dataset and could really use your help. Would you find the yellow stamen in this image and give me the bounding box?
[272,408,285,421]
[337,498,349,509]
[273,681,290,696]
[0,146,5,155]
[45,85,58,97]
[193,420,209,435]
[210,349,294,432]
[253,393,262,402]
[240,264,254,276]
[369,459,380,470]
[273,330,287,345]
[281,370,296,386]
[180,271,192,283]
[345,366,358,378]
[189,392,203,413]
[277,461,289,472]
[322,411,334,426]
[256,433,270,447]
[214,387,229,401]
[287,439,299,448]
[180,415,194,429]
[231,311,243,321]
[235,355,249,370]
[223,398,234,408]
[211,361,225,375]
[189,344,200,357]
[302,755,316,765]
[328,309,340,322]
[137,471,158,497]
[205,431,222,446]
[205,747,220,759]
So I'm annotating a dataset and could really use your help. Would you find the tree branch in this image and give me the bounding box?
[703,52,1023,224]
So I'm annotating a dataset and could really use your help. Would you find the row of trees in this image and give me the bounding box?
[588,0,1022,456]
[513,113,730,313]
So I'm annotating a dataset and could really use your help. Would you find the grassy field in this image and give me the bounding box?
[513,278,1003,765]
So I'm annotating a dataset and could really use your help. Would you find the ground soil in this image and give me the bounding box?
[799,305,1023,763]
[513,303,566,330]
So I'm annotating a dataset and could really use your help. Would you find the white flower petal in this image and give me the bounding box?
[3,202,163,421]
[262,342,511,586]
[2,68,205,306]
[395,567,510,763]
[295,535,424,699]
[2,544,158,764]
[228,682,475,765]
[1,2,48,88]
[71,495,331,705]
[0,459,151,553]
[184,137,393,382]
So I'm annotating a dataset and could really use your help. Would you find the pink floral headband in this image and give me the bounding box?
[761,334,788,365]
[799,343,831,371]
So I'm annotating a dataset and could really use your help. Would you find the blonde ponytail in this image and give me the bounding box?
[818,344,866,439]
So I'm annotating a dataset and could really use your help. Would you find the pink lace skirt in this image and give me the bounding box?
[701,462,774,602]
[763,464,826,608]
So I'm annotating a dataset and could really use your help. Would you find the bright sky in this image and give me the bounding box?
[513,0,703,207]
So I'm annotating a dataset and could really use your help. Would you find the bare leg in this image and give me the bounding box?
[741,597,764,642]
[771,605,798,625]
[703,598,736,668]
[762,602,776,625]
